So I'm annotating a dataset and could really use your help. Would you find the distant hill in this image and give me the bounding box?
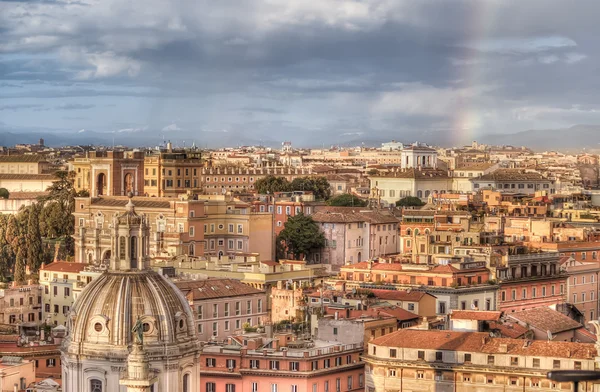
[479,125,600,151]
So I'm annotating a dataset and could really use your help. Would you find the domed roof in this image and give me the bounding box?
[63,270,197,357]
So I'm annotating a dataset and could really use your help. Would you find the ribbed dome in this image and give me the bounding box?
[64,270,197,356]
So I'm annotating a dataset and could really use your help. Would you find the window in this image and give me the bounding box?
[224,320,230,330]
[359,374,364,388]
[333,327,338,335]
[435,351,443,361]
[272,385,278,392]
[417,371,424,379]
[213,304,218,317]
[225,303,230,317]
[226,359,236,369]
[487,355,495,365]
[197,305,203,319]
[510,357,518,366]
[532,358,540,368]
[236,301,241,315]
[206,358,216,367]
[324,381,329,392]
[553,360,561,369]
[189,226,194,237]
[46,358,56,367]
[408,303,415,311]
[463,374,471,382]
[252,383,258,392]
[464,353,471,363]
[258,299,263,313]
[390,348,397,358]
[247,300,252,314]
[336,378,341,392]
[212,322,218,336]
[335,357,342,366]
[311,360,319,370]
[291,386,298,392]
[90,379,102,392]
[206,383,216,392]
[418,350,425,360]
[250,359,260,369]
[270,360,280,370]
[289,362,299,371]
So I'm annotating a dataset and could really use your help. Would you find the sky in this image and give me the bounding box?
[0,0,599,147]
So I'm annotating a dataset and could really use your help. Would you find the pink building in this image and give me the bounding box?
[200,334,364,392]
[562,256,600,326]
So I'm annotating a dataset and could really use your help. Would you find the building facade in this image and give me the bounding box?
[72,151,145,196]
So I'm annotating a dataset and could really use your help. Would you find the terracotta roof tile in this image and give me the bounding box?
[90,197,172,209]
[371,329,596,359]
[0,174,56,180]
[369,289,428,302]
[488,320,528,339]
[508,307,582,334]
[41,261,89,273]
[0,155,47,163]
[174,278,264,300]
[451,310,502,321]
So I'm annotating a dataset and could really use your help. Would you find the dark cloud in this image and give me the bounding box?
[1,0,599,146]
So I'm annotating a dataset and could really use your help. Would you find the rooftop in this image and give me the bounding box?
[370,329,595,359]
[0,155,47,163]
[41,261,89,273]
[451,310,502,321]
[508,307,582,334]
[174,278,264,300]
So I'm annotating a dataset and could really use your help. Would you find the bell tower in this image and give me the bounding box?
[110,194,151,271]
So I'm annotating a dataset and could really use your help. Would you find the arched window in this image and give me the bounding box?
[130,236,138,268]
[189,243,195,256]
[406,229,412,236]
[414,229,420,236]
[183,373,190,392]
[90,379,102,392]
[417,190,423,198]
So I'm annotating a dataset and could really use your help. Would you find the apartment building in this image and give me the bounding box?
[338,260,497,315]
[561,256,600,325]
[471,169,555,195]
[312,209,400,269]
[0,154,50,174]
[73,195,206,263]
[200,166,312,195]
[143,149,204,197]
[199,195,273,261]
[174,278,268,342]
[364,329,598,392]
[495,252,567,313]
[251,191,320,236]
[39,261,97,326]
[200,335,364,392]
[72,150,145,196]
[0,283,43,326]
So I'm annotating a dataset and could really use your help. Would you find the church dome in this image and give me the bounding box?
[63,269,197,356]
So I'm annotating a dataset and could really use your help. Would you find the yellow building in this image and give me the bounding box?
[198,195,274,261]
[143,149,204,197]
[0,155,50,174]
[39,261,102,326]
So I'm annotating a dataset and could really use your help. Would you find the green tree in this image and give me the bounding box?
[0,215,12,280]
[13,238,26,285]
[290,176,331,200]
[396,196,426,207]
[255,176,291,194]
[26,204,44,271]
[327,194,368,207]
[0,188,8,199]
[277,212,325,260]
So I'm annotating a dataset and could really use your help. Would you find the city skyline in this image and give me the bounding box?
[2,1,600,148]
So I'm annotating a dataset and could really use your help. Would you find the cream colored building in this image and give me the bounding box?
[0,155,50,174]
[39,261,102,326]
[0,174,56,192]
[364,329,599,392]
[370,169,454,206]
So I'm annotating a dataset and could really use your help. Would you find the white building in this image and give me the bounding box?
[401,145,438,169]
[381,140,403,151]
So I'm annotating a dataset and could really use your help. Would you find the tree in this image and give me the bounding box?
[327,194,368,207]
[13,238,26,285]
[38,171,78,257]
[255,176,291,194]
[277,212,325,260]
[290,177,331,200]
[396,196,426,207]
[0,188,8,199]
[26,203,44,271]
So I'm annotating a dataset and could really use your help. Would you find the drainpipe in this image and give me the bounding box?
[400,368,403,392]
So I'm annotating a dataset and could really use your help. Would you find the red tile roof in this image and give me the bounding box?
[508,307,582,334]
[369,289,429,302]
[430,264,459,273]
[174,278,264,300]
[488,321,528,339]
[451,310,502,321]
[370,329,596,359]
[41,261,88,273]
